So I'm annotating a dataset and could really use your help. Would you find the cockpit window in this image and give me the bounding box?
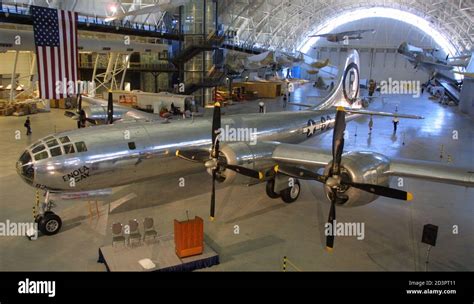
[34,151,49,161]
[19,151,32,165]
[31,141,43,149]
[59,136,71,144]
[50,146,62,157]
[75,141,87,152]
[46,138,59,148]
[64,144,75,154]
[32,144,46,154]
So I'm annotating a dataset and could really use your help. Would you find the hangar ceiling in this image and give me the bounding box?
[218,0,474,54]
[6,0,473,54]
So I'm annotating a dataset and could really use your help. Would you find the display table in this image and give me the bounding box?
[98,233,219,272]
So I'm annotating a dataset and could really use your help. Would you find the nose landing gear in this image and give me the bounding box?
[33,191,62,236]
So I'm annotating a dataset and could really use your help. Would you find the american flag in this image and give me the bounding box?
[31,6,78,99]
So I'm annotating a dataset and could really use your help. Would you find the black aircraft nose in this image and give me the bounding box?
[16,150,34,185]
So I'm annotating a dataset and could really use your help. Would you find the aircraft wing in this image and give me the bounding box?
[339,29,375,36]
[420,61,453,71]
[387,158,474,187]
[82,96,162,122]
[271,144,333,168]
[309,33,332,38]
[269,143,474,187]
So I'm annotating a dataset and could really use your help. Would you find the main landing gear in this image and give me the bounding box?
[34,191,62,236]
[266,178,301,203]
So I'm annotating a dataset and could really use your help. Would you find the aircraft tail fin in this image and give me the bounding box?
[313,49,362,110]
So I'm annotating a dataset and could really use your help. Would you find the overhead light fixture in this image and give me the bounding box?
[109,4,118,14]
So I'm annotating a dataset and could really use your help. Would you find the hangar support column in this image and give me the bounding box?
[177,0,223,107]
[459,80,474,118]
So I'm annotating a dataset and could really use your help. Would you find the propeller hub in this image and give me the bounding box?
[205,159,218,170]
[326,175,341,188]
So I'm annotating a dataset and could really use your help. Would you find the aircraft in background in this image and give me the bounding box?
[274,51,305,69]
[309,29,375,43]
[104,0,189,22]
[64,93,162,127]
[309,58,330,69]
[453,52,474,78]
[446,53,472,68]
[225,50,276,75]
[397,42,453,74]
[303,58,333,76]
[17,50,474,252]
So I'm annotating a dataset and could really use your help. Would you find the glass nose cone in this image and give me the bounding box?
[16,150,34,185]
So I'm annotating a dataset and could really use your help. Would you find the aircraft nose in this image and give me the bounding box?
[16,150,35,186]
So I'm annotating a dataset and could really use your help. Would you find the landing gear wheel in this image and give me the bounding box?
[34,214,43,224]
[266,179,280,199]
[280,179,301,204]
[38,212,62,236]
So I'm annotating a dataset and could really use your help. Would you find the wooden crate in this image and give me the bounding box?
[232,82,282,98]
[58,99,67,109]
[174,216,204,258]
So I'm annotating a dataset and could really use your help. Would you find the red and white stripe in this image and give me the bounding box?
[37,10,78,100]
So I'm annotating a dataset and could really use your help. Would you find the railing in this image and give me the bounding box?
[79,61,176,71]
[0,2,180,36]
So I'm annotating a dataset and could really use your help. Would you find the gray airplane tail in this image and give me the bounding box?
[313,49,363,110]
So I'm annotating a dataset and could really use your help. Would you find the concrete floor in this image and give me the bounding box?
[1,84,473,271]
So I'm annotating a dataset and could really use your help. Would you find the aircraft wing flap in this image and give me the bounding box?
[386,158,474,187]
[271,143,332,168]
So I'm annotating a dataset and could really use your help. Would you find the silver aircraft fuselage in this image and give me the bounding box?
[17,49,363,193]
[16,110,356,192]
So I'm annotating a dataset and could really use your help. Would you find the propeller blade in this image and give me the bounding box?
[225,164,263,180]
[175,150,210,163]
[342,181,413,201]
[107,91,114,125]
[211,102,221,158]
[210,169,216,221]
[326,189,337,251]
[331,106,346,176]
[275,165,326,183]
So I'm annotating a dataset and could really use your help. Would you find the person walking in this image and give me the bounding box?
[283,94,288,108]
[24,116,32,135]
[259,101,265,113]
[368,115,373,135]
[392,116,399,133]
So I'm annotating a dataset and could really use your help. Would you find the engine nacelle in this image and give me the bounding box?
[218,142,278,185]
[83,105,129,124]
[323,151,391,207]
